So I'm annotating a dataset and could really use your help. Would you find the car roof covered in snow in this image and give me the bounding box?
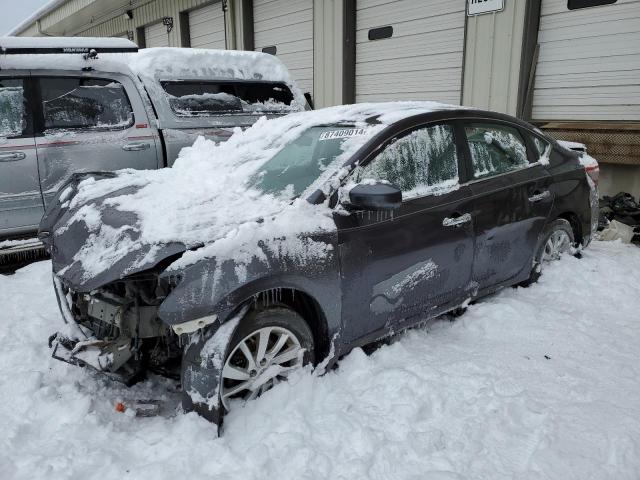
[0,36,138,53]
[1,45,302,90]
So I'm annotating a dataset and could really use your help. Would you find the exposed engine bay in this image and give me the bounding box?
[50,271,183,385]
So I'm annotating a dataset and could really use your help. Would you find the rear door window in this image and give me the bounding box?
[38,77,133,131]
[161,81,295,116]
[354,124,459,199]
[0,78,29,139]
[464,123,529,179]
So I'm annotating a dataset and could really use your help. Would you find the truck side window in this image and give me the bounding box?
[0,78,27,139]
[38,77,133,131]
[161,80,295,116]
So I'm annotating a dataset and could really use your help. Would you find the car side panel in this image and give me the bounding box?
[545,147,594,245]
[157,231,342,340]
[469,164,553,290]
[0,73,44,237]
[336,187,476,346]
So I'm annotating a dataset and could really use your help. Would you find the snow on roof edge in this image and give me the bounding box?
[0,36,138,50]
[6,0,67,36]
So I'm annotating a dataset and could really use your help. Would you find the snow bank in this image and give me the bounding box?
[2,241,640,479]
[60,102,461,277]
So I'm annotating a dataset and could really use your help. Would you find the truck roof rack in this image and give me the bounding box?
[0,36,138,55]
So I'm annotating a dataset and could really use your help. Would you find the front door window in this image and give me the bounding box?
[354,124,459,198]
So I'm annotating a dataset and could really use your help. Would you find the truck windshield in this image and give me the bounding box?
[161,80,295,116]
[249,125,374,198]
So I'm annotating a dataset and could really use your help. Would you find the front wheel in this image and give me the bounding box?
[220,307,314,412]
[524,218,575,285]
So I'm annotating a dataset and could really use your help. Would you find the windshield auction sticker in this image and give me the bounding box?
[318,128,368,141]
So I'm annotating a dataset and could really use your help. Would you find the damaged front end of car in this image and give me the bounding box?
[49,263,186,386]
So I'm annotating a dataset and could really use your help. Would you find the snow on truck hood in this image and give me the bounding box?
[47,102,462,289]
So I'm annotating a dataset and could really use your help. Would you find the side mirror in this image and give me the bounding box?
[346,182,402,211]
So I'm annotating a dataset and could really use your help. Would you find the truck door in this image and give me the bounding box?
[0,75,44,237]
[33,74,160,208]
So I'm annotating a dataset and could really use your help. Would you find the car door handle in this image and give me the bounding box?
[443,213,472,228]
[0,151,26,162]
[528,190,551,203]
[122,142,150,151]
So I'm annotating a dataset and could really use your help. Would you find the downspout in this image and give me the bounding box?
[36,19,54,36]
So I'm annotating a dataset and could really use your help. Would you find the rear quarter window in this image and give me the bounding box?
[529,133,551,161]
[161,81,295,116]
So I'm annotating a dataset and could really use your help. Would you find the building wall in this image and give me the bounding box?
[13,0,640,197]
[462,0,527,116]
[313,0,344,107]
[76,0,225,48]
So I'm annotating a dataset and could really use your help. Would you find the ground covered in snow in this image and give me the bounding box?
[2,240,640,479]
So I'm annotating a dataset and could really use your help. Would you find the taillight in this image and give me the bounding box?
[585,164,599,186]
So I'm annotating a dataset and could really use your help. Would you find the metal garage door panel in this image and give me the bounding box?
[253,0,313,95]
[532,0,640,121]
[189,2,226,49]
[144,22,169,48]
[355,0,465,103]
[145,22,169,48]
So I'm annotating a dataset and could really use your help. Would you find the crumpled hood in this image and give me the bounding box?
[39,172,187,292]
[39,168,332,293]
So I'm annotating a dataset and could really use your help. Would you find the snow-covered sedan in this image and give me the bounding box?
[39,102,599,427]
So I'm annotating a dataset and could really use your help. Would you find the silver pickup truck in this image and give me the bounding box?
[0,37,307,266]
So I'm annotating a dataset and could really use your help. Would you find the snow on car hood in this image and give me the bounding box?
[47,101,463,289]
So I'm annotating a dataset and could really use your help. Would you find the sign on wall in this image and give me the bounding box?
[467,0,505,15]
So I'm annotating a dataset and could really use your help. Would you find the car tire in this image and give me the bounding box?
[522,218,575,286]
[219,307,315,412]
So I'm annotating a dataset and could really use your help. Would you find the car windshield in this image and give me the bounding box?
[249,125,375,198]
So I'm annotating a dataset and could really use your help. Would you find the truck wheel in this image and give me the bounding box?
[219,307,314,412]
[524,218,575,286]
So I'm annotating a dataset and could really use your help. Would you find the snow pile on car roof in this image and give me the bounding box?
[1,47,305,104]
[128,48,308,114]
[0,36,137,51]
[128,48,295,83]
[58,101,462,280]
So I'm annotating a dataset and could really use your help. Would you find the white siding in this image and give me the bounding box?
[253,0,314,95]
[355,0,465,104]
[189,2,226,49]
[145,21,170,47]
[532,0,640,121]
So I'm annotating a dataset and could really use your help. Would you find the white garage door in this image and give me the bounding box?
[532,0,640,121]
[145,22,169,48]
[355,0,466,104]
[189,2,226,49]
[253,0,313,95]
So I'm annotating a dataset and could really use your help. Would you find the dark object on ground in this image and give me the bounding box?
[599,192,640,244]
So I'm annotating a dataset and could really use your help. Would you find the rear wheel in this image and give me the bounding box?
[524,218,575,285]
[220,307,314,412]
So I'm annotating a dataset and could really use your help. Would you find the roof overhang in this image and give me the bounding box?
[10,0,136,37]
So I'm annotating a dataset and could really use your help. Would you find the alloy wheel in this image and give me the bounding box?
[220,326,304,411]
[541,230,571,264]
